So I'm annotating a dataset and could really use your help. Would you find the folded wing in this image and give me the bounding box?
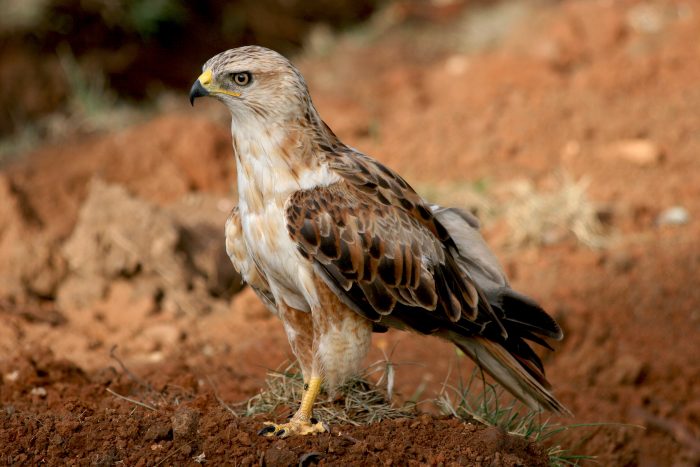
[284,152,569,414]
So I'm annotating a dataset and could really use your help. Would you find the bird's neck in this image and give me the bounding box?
[232,116,340,214]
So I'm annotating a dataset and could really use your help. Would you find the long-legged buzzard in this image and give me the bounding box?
[189,46,570,437]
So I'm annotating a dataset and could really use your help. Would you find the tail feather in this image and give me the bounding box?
[452,335,572,415]
[428,205,570,415]
[500,289,563,340]
[517,331,554,351]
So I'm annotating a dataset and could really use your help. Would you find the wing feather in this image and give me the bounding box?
[285,181,487,329]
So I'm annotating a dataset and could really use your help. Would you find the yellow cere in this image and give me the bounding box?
[197,69,212,86]
[198,68,241,98]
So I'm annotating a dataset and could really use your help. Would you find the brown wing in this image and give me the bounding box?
[327,151,454,244]
[285,180,506,339]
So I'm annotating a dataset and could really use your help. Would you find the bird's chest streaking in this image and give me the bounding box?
[234,124,340,312]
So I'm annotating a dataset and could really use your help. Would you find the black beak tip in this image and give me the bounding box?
[189,80,209,106]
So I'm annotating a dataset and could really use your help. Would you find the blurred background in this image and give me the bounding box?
[0,0,382,145]
[1,0,699,465]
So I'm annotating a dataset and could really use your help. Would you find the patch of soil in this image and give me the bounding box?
[0,353,547,466]
[4,113,235,240]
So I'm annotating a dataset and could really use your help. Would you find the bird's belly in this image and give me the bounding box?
[242,202,317,311]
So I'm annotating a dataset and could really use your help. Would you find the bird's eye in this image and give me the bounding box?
[232,72,251,86]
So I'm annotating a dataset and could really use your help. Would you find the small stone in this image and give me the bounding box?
[171,406,199,444]
[626,4,667,33]
[608,139,663,166]
[657,206,689,226]
[30,387,47,398]
[144,423,172,441]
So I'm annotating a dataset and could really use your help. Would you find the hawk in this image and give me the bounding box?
[189,46,570,437]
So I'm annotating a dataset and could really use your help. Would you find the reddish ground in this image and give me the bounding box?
[2,0,700,465]
[0,351,548,466]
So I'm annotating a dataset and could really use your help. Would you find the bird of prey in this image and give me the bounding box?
[189,46,570,437]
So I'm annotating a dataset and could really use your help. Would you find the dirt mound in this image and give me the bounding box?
[0,173,65,300]
[59,178,239,313]
[1,114,234,305]
[0,115,247,370]
[5,114,233,240]
[0,352,547,466]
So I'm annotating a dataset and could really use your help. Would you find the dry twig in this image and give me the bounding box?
[109,345,152,390]
[206,375,238,418]
[154,444,188,467]
[105,387,156,411]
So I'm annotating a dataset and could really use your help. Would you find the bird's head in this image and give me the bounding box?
[189,46,310,124]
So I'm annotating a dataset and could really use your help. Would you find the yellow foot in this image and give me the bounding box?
[257,418,327,438]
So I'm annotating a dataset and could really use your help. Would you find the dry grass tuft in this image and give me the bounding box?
[236,361,416,425]
[435,363,639,466]
[503,174,606,249]
[417,173,607,250]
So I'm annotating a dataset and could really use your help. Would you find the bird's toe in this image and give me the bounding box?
[258,419,327,438]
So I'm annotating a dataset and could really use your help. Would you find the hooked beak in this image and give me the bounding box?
[189,80,209,106]
[189,68,241,106]
[189,69,212,106]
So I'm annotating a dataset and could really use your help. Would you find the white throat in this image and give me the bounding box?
[231,116,340,214]
[229,113,333,312]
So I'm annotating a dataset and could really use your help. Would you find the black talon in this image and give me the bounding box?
[258,425,276,436]
[310,417,318,424]
[275,429,286,437]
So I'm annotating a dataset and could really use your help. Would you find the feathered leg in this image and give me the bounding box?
[259,304,326,437]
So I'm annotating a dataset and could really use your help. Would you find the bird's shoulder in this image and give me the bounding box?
[311,147,451,243]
